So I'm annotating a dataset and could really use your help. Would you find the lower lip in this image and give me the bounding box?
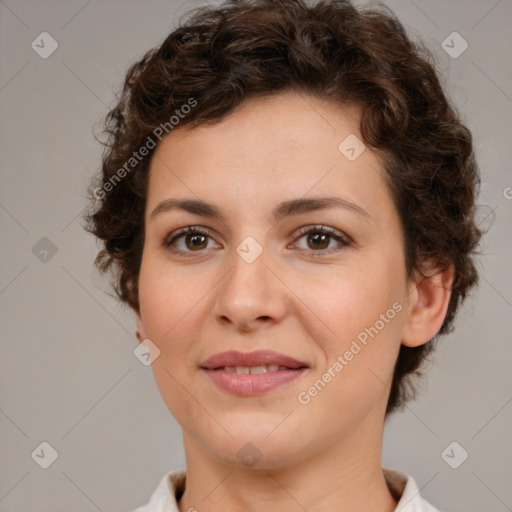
[201,368,307,396]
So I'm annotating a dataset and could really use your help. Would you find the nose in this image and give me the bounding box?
[212,244,288,332]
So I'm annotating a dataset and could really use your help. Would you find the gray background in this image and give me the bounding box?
[0,0,511,511]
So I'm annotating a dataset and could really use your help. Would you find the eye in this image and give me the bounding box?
[163,224,351,257]
[163,226,220,255]
[291,225,351,254]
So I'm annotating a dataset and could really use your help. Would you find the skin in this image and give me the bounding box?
[136,90,453,512]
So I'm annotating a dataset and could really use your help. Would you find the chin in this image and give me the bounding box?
[204,429,310,470]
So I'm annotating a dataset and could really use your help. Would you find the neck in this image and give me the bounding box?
[177,416,398,512]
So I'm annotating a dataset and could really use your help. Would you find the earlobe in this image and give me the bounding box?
[401,263,454,348]
[135,315,146,343]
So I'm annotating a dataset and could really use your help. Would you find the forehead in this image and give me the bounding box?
[146,90,391,222]
[152,91,364,167]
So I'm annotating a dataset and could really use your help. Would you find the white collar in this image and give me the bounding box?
[132,466,441,512]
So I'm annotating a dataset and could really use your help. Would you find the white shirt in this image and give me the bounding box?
[130,467,441,511]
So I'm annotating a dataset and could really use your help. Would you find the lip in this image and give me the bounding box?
[199,350,309,370]
[199,350,309,397]
[202,368,308,396]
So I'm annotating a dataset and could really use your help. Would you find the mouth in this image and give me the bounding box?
[199,349,309,370]
[208,364,307,374]
[199,350,309,396]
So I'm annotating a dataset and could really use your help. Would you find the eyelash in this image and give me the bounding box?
[163,225,352,257]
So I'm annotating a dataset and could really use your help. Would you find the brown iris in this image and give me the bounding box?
[307,232,330,250]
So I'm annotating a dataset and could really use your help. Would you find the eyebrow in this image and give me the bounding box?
[150,196,370,223]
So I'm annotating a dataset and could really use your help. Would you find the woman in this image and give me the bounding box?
[85,0,481,510]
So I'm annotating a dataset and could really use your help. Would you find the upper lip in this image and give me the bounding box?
[200,350,309,370]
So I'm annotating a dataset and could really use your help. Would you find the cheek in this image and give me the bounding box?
[304,262,405,385]
[138,265,191,383]
[302,261,401,337]
[295,281,404,429]
[138,255,206,339]
[137,257,213,410]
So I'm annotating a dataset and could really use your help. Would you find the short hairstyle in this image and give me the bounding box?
[84,0,482,415]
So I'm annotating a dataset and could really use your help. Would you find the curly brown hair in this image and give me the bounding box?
[84,0,482,415]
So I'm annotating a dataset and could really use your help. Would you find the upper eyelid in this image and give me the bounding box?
[165,226,211,242]
[294,224,346,238]
[165,225,350,248]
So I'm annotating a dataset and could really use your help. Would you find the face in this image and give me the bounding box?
[136,90,413,469]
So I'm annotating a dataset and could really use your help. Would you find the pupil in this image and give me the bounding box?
[308,233,328,249]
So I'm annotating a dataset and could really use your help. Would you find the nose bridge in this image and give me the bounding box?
[213,236,287,329]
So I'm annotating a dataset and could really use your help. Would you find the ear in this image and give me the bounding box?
[401,263,454,347]
[135,314,146,344]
